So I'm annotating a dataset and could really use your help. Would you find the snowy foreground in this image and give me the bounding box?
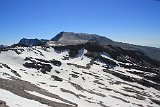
[0,46,160,107]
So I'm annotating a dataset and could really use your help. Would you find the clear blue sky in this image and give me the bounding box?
[0,0,160,47]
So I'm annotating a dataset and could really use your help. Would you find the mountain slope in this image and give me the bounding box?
[49,32,113,46]
[0,42,160,107]
[18,38,48,46]
[19,38,42,46]
[49,32,160,61]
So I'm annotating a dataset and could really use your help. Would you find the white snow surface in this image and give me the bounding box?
[0,88,50,107]
[25,90,73,106]
[0,46,159,107]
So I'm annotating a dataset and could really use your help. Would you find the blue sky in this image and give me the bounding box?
[0,0,160,47]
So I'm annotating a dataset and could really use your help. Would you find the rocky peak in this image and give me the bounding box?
[18,38,41,46]
[50,31,113,45]
[0,45,7,48]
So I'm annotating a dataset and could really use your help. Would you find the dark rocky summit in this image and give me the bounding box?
[19,38,42,46]
[18,38,48,46]
[50,31,113,45]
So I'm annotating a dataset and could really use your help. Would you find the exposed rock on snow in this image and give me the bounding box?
[0,42,160,107]
[0,100,9,107]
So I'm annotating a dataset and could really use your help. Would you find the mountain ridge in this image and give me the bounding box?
[50,31,113,45]
[17,31,160,61]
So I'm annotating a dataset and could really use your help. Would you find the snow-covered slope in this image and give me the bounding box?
[0,43,160,107]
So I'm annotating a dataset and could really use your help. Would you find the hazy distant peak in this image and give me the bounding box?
[18,38,41,46]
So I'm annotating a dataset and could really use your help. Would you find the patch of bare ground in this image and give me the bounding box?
[98,101,110,107]
[69,82,106,97]
[110,95,130,103]
[150,99,160,106]
[0,77,77,107]
[103,69,160,91]
[60,88,86,99]
[0,63,21,77]
[99,86,146,101]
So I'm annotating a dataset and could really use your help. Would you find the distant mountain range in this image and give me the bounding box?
[18,38,48,46]
[0,31,160,107]
[0,45,7,48]
[17,31,160,61]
